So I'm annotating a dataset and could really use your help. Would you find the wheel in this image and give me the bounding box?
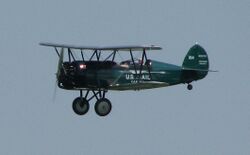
[95,98,112,117]
[72,97,90,115]
[187,84,193,90]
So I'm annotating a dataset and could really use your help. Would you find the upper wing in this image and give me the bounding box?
[39,42,162,51]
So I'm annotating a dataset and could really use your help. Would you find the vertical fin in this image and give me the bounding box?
[182,44,209,70]
[182,44,209,81]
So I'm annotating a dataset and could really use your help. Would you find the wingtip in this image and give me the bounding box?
[39,42,46,46]
[210,70,219,72]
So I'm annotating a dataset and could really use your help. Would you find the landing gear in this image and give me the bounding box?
[187,84,193,90]
[72,97,89,115]
[72,89,112,116]
[95,98,112,116]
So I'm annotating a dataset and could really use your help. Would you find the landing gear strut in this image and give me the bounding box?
[187,84,193,90]
[72,89,112,117]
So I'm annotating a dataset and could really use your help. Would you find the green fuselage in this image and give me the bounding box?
[58,60,206,91]
[109,60,183,90]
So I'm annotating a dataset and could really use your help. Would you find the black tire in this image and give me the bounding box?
[95,98,112,117]
[187,84,193,90]
[72,97,90,115]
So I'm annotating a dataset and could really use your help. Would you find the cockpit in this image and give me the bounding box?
[120,59,152,68]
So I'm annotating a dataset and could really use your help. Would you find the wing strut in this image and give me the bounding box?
[112,51,116,62]
[89,50,97,61]
[144,50,152,79]
[80,50,85,61]
[138,50,145,82]
[104,50,117,62]
[54,47,60,57]
[129,49,138,76]
[129,49,152,84]
[68,48,76,61]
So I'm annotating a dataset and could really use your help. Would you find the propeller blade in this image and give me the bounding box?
[52,79,57,103]
[53,48,64,103]
[56,48,64,80]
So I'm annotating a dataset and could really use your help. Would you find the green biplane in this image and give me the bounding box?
[40,42,213,117]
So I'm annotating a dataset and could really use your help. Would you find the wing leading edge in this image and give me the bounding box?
[39,42,162,51]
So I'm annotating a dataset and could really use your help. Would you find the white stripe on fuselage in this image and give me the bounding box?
[125,70,166,74]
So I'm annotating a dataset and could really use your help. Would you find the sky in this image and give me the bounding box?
[0,0,249,154]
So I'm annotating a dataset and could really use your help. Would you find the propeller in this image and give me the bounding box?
[53,48,64,102]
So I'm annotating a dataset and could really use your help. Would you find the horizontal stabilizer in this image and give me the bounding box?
[182,67,218,72]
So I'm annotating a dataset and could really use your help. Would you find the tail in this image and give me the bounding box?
[181,44,209,83]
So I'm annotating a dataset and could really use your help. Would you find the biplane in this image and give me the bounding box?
[40,42,212,117]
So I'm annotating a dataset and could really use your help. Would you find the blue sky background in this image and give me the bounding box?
[0,0,249,154]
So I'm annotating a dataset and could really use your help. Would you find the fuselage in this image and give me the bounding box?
[58,60,190,91]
